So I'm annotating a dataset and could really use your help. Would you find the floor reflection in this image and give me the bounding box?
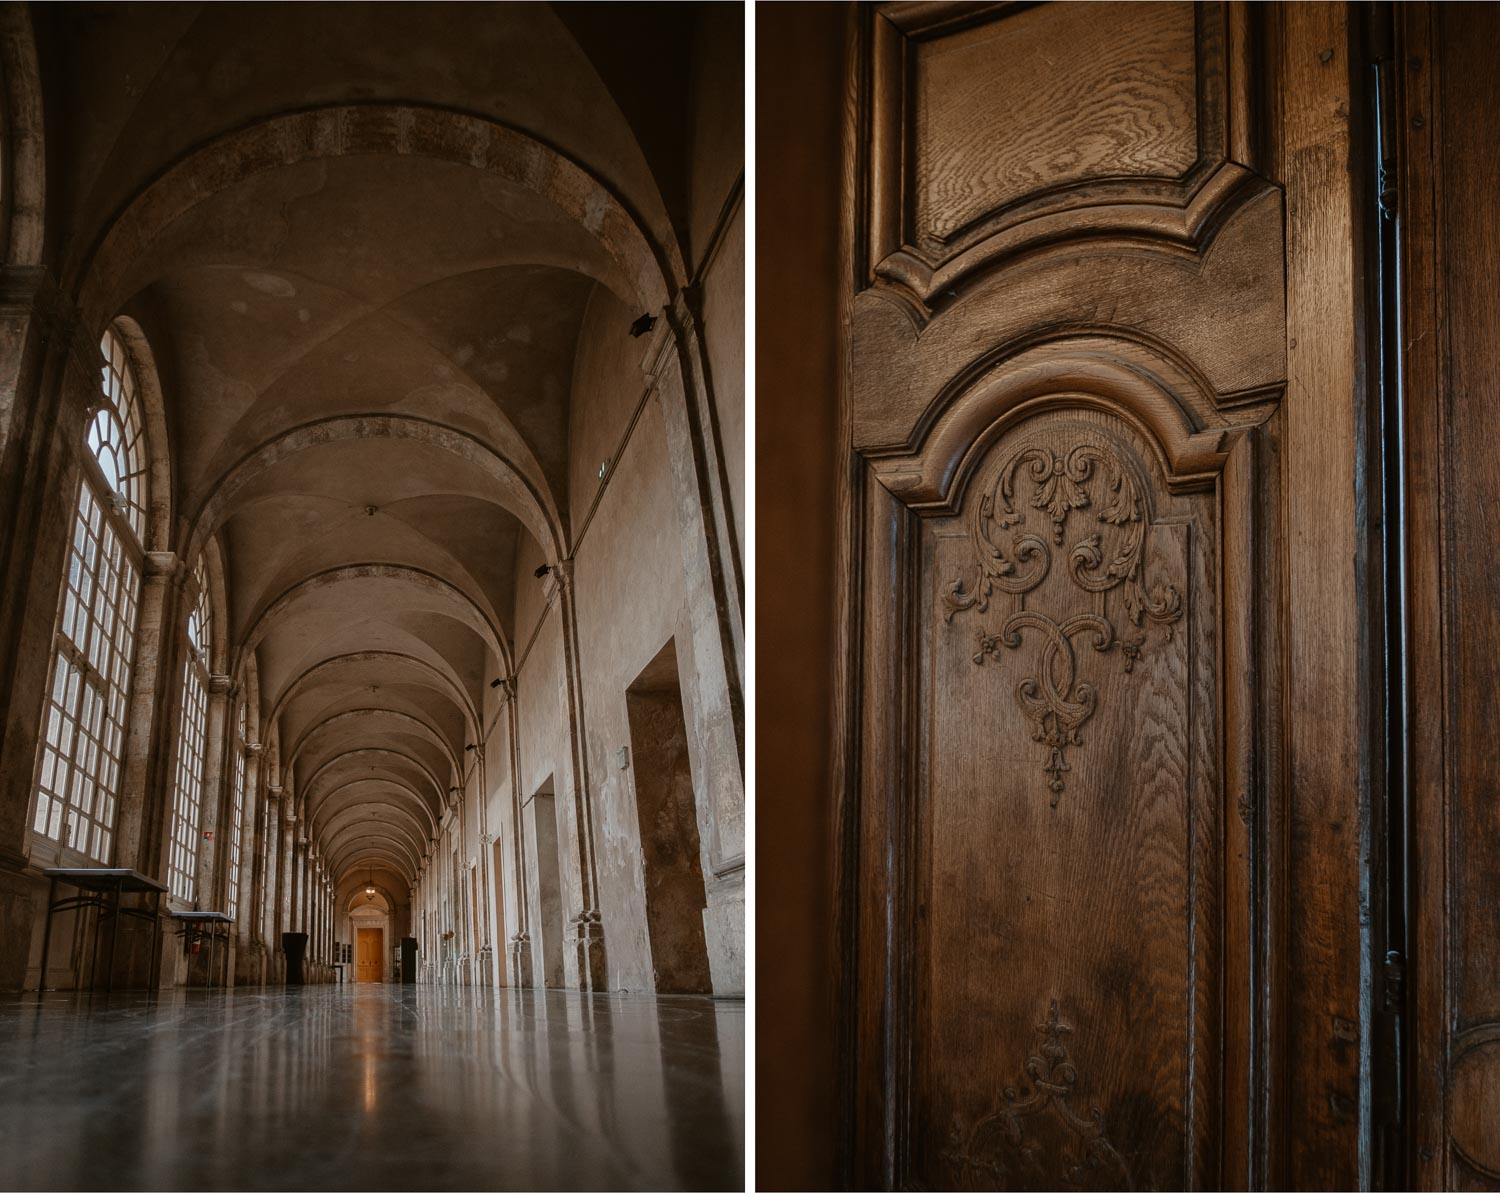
[0,984,744,1191]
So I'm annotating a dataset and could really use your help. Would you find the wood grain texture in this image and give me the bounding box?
[851,184,1288,455]
[916,412,1217,1191]
[1273,5,1369,1188]
[912,2,1198,245]
[828,4,1386,1190]
[864,1,1243,310]
[1403,4,1500,1188]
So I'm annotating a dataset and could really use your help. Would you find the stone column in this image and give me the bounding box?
[310,857,319,962]
[194,673,230,909]
[310,853,320,963]
[259,790,278,981]
[543,562,608,992]
[115,552,182,878]
[292,834,305,933]
[479,831,495,987]
[278,797,294,975]
[235,742,262,981]
[501,683,532,988]
[314,863,322,977]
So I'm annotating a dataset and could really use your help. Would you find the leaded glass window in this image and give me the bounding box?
[168,556,212,902]
[30,326,148,864]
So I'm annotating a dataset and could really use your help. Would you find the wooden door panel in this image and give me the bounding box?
[840,3,1287,1189]
[915,412,1218,1191]
[356,927,382,982]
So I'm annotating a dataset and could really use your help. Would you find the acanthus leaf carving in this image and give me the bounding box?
[944,434,1183,802]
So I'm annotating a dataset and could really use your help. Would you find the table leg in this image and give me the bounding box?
[105,883,122,993]
[87,895,101,992]
[36,876,57,999]
[148,891,161,994]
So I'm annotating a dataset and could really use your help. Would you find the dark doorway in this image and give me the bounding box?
[626,639,712,994]
[530,776,566,989]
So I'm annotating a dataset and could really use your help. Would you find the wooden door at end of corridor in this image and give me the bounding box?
[356,928,384,983]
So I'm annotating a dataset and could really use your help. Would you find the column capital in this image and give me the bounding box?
[208,673,231,696]
[143,550,182,579]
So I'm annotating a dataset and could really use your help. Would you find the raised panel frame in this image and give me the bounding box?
[863,1,1256,317]
[841,331,1283,1190]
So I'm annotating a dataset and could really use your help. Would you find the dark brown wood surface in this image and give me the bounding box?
[751,2,1500,1188]
[1403,4,1500,1189]
[754,3,847,1188]
[833,3,1373,1189]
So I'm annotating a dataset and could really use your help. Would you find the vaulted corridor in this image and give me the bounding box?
[0,3,743,1186]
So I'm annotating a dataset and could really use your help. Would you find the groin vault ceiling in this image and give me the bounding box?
[44,1,723,893]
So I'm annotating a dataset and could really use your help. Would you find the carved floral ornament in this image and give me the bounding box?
[943,431,1183,802]
[942,1000,1132,1191]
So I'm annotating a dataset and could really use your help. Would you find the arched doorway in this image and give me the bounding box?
[348,889,392,983]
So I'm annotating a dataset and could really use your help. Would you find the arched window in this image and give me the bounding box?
[167,557,211,902]
[90,331,149,542]
[225,700,248,920]
[30,327,148,864]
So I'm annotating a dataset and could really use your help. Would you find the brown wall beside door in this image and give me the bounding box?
[755,3,846,1189]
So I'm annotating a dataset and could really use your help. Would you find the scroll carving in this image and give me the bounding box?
[941,1000,1133,1191]
[943,433,1182,801]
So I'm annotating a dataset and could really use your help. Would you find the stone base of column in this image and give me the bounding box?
[510,933,533,988]
[704,866,745,997]
[569,911,608,993]
[477,944,494,987]
[0,860,36,992]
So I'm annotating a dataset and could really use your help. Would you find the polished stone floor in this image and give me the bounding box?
[0,983,743,1191]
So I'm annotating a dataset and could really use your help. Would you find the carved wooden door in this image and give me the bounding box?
[834,3,1372,1189]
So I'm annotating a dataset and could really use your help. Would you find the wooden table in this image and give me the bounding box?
[168,911,234,988]
[38,868,168,995]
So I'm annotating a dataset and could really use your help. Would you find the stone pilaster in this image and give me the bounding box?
[278,796,294,973]
[545,558,609,992]
[116,550,182,878]
[194,673,231,908]
[234,741,262,982]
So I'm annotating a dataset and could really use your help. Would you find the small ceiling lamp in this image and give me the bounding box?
[364,866,376,902]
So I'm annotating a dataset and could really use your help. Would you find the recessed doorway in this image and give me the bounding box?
[626,639,712,994]
[530,776,566,989]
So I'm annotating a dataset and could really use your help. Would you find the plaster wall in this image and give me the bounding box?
[572,396,692,994]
